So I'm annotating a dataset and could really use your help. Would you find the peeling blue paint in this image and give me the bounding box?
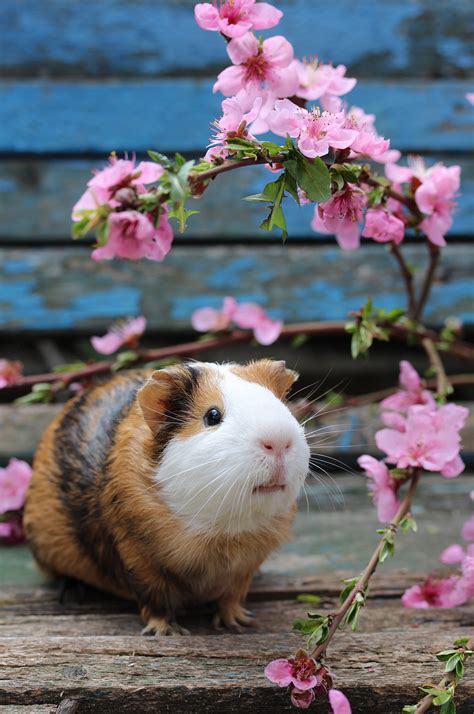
[3,259,35,274]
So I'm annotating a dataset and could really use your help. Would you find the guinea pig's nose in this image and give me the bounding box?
[259,437,293,456]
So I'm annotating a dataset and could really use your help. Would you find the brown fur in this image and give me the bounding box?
[24,361,298,634]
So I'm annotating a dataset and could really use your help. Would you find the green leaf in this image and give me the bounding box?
[284,171,300,204]
[339,576,359,604]
[111,350,138,372]
[262,140,285,156]
[444,654,461,673]
[14,383,54,405]
[285,156,331,203]
[402,706,417,713]
[291,333,308,349]
[453,637,470,647]
[148,150,171,167]
[436,650,459,661]
[168,205,199,233]
[400,515,418,534]
[53,362,87,373]
[292,618,322,635]
[296,594,321,604]
[455,659,464,679]
[440,700,456,714]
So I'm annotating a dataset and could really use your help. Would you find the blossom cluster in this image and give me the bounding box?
[0,359,23,388]
[90,316,147,355]
[358,361,468,523]
[70,0,462,260]
[264,650,351,711]
[191,296,282,345]
[0,458,32,544]
[402,492,474,609]
[73,156,173,262]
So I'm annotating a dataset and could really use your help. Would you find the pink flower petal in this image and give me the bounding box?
[194,3,220,30]
[253,318,283,345]
[440,544,465,565]
[461,516,474,542]
[227,32,259,65]
[248,3,283,29]
[264,659,294,687]
[329,689,352,714]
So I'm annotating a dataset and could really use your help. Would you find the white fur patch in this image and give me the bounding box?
[154,364,309,534]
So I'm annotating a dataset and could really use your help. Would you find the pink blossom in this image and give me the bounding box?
[295,60,356,102]
[440,544,466,565]
[357,455,400,523]
[72,156,164,218]
[233,302,283,345]
[214,33,298,98]
[380,360,436,412]
[290,687,315,709]
[466,93,474,105]
[415,164,461,247]
[402,576,460,608]
[349,130,390,162]
[90,316,147,355]
[91,209,173,262]
[191,297,237,332]
[0,458,32,513]
[191,297,282,345]
[311,186,366,250]
[0,359,23,389]
[375,403,467,475]
[264,654,319,691]
[329,689,352,714]
[195,0,282,39]
[268,100,358,159]
[362,209,405,245]
[462,516,474,542]
[205,95,261,161]
[0,517,26,545]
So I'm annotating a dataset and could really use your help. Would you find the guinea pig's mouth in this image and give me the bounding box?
[252,483,286,494]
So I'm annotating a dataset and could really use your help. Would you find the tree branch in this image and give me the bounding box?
[414,244,441,322]
[414,638,473,714]
[188,154,286,189]
[310,470,421,660]
[421,337,449,398]
[390,243,416,318]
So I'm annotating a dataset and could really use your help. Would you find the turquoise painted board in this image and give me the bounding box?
[0,157,473,241]
[1,80,472,154]
[1,0,472,79]
[0,245,472,332]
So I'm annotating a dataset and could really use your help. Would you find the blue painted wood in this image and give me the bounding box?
[0,79,472,154]
[0,156,473,240]
[1,0,472,79]
[0,245,472,331]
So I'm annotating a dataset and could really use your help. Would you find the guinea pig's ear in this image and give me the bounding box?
[137,369,177,434]
[236,359,299,400]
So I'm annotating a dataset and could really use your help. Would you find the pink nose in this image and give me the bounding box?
[259,438,292,456]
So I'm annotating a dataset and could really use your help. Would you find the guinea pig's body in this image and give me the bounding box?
[24,360,309,635]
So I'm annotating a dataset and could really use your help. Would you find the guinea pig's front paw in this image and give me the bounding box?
[142,615,190,637]
[212,603,257,634]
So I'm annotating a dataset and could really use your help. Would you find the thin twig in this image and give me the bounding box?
[414,638,473,714]
[421,337,450,398]
[390,243,416,318]
[414,244,441,321]
[311,470,421,660]
[189,154,286,188]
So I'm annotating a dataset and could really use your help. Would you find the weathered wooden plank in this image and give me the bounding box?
[1,0,472,79]
[0,80,472,154]
[0,631,472,712]
[2,402,473,464]
[1,156,473,241]
[0,244,473,332]
[1,595,472,638]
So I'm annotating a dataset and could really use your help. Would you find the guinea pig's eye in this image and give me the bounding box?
[203,407,223,427]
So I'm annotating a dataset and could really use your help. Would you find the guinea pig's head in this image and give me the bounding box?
[138,360,309,534]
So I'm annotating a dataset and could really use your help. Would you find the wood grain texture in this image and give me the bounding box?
[1,156,473,241]
[1,244,473,332]
[1,80,473,154]
[1,402,473,463]
[1,0,472,79]
[0,629,473,712]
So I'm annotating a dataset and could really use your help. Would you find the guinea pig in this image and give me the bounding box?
[23,360,309,635]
